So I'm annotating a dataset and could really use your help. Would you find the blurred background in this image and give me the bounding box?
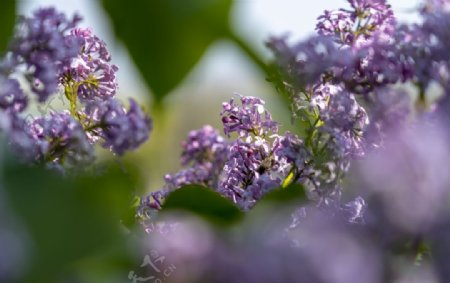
[19,0,420,194]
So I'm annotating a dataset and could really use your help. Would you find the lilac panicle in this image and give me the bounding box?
[0,77,28,113]
[218,139,281,210]
[83,98,152,155]
[62,28,119,101]
[11,7,82,102]
[181,125,227,167]
[29,111,95,168]
[164,164,216,190]
[221,95,278,138]
[139,126,228,214]
[267,35,352,88]
[319,88,368,158]
[316,0,395,47]
[273,132,309,172]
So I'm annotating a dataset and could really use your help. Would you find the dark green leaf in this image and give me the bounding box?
[0,0,16,55]
[3,160,135,282]
[162,185,243,225]
[258,183,307,204]
[101,0,232,103]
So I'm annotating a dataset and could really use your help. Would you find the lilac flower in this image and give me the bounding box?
[319,88,368,158]
[180,125,227,167]
[356,120,450,234]
[29,111,95,168]
[1,112,40,162]
[62,28,119,101]
[11,7,82,102]
[316,0,395,48]
[342,196,366,224]
[164,163,217,190]
[218,139,280,209]
[0,77,28,113]
[273,132,310,173]
[221,95,278,138]
[364,87,411,148]
[83,98,152,155]
[267,35,352,88]
[421,0,450,13]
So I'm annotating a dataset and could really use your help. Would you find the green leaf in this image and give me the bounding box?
[0,0,16,55]
[2,160,135,282]
[101,0,232,103]
[258,183,307,204]
[162,185,243,225]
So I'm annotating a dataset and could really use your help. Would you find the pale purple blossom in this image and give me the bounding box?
[319,89,368,158]
[221,95,278,138]
[83,98,152,155]
[62,28,119,101]
[218,139,280,209]
[11,7,82,102]
[273,132,310,172]
[181,125,227,167]
[29,111,95,168]
[0,77,28,113]
[317,0,395,47]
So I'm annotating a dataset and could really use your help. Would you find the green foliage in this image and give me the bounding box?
[259,183,307,204]
[101,0,232,104]
[0,0,16,55]
[162,185,243,225]
[2,159,137,282]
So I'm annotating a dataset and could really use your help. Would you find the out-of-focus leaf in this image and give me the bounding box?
[101,0,232,104]
[0,0,16,55]
[2,160,135,282]
[162,185,243,225]
[258,183,307,204]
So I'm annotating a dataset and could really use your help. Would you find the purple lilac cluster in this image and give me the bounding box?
[265,0,450,204]
[139,125,228,215]
[61,28,118,101]
[140,1,450,282]
[10,8,82,102]
[140,92,358,213]
[221,95,278,138]
[0,8,152,170]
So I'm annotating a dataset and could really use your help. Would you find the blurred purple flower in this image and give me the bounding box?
[29,111,95,168]
[83,98,152,155]
[11,7,82,102]
[0,77,28,113]
[181,125,227,167]
[221,95,278,138]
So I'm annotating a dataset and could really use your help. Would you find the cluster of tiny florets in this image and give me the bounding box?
[0,7,152,170]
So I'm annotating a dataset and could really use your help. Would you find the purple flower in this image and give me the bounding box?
[364,87,411,148]
[164,163,218,190]
[1,112,40,162]
[0,77,28,113]
[319,88,368,158]
[218,139,280,209]
[29,111,95,168]
[273,132,310,172]
[421,0,450,13]
[342,196,366,224]
[83,98,152,155]
[11,7,82,102]
[221,95,278,138]
[62,28,119,101]
[317,0,395,47]
[267,35,352,88]
[181,125,227,167]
